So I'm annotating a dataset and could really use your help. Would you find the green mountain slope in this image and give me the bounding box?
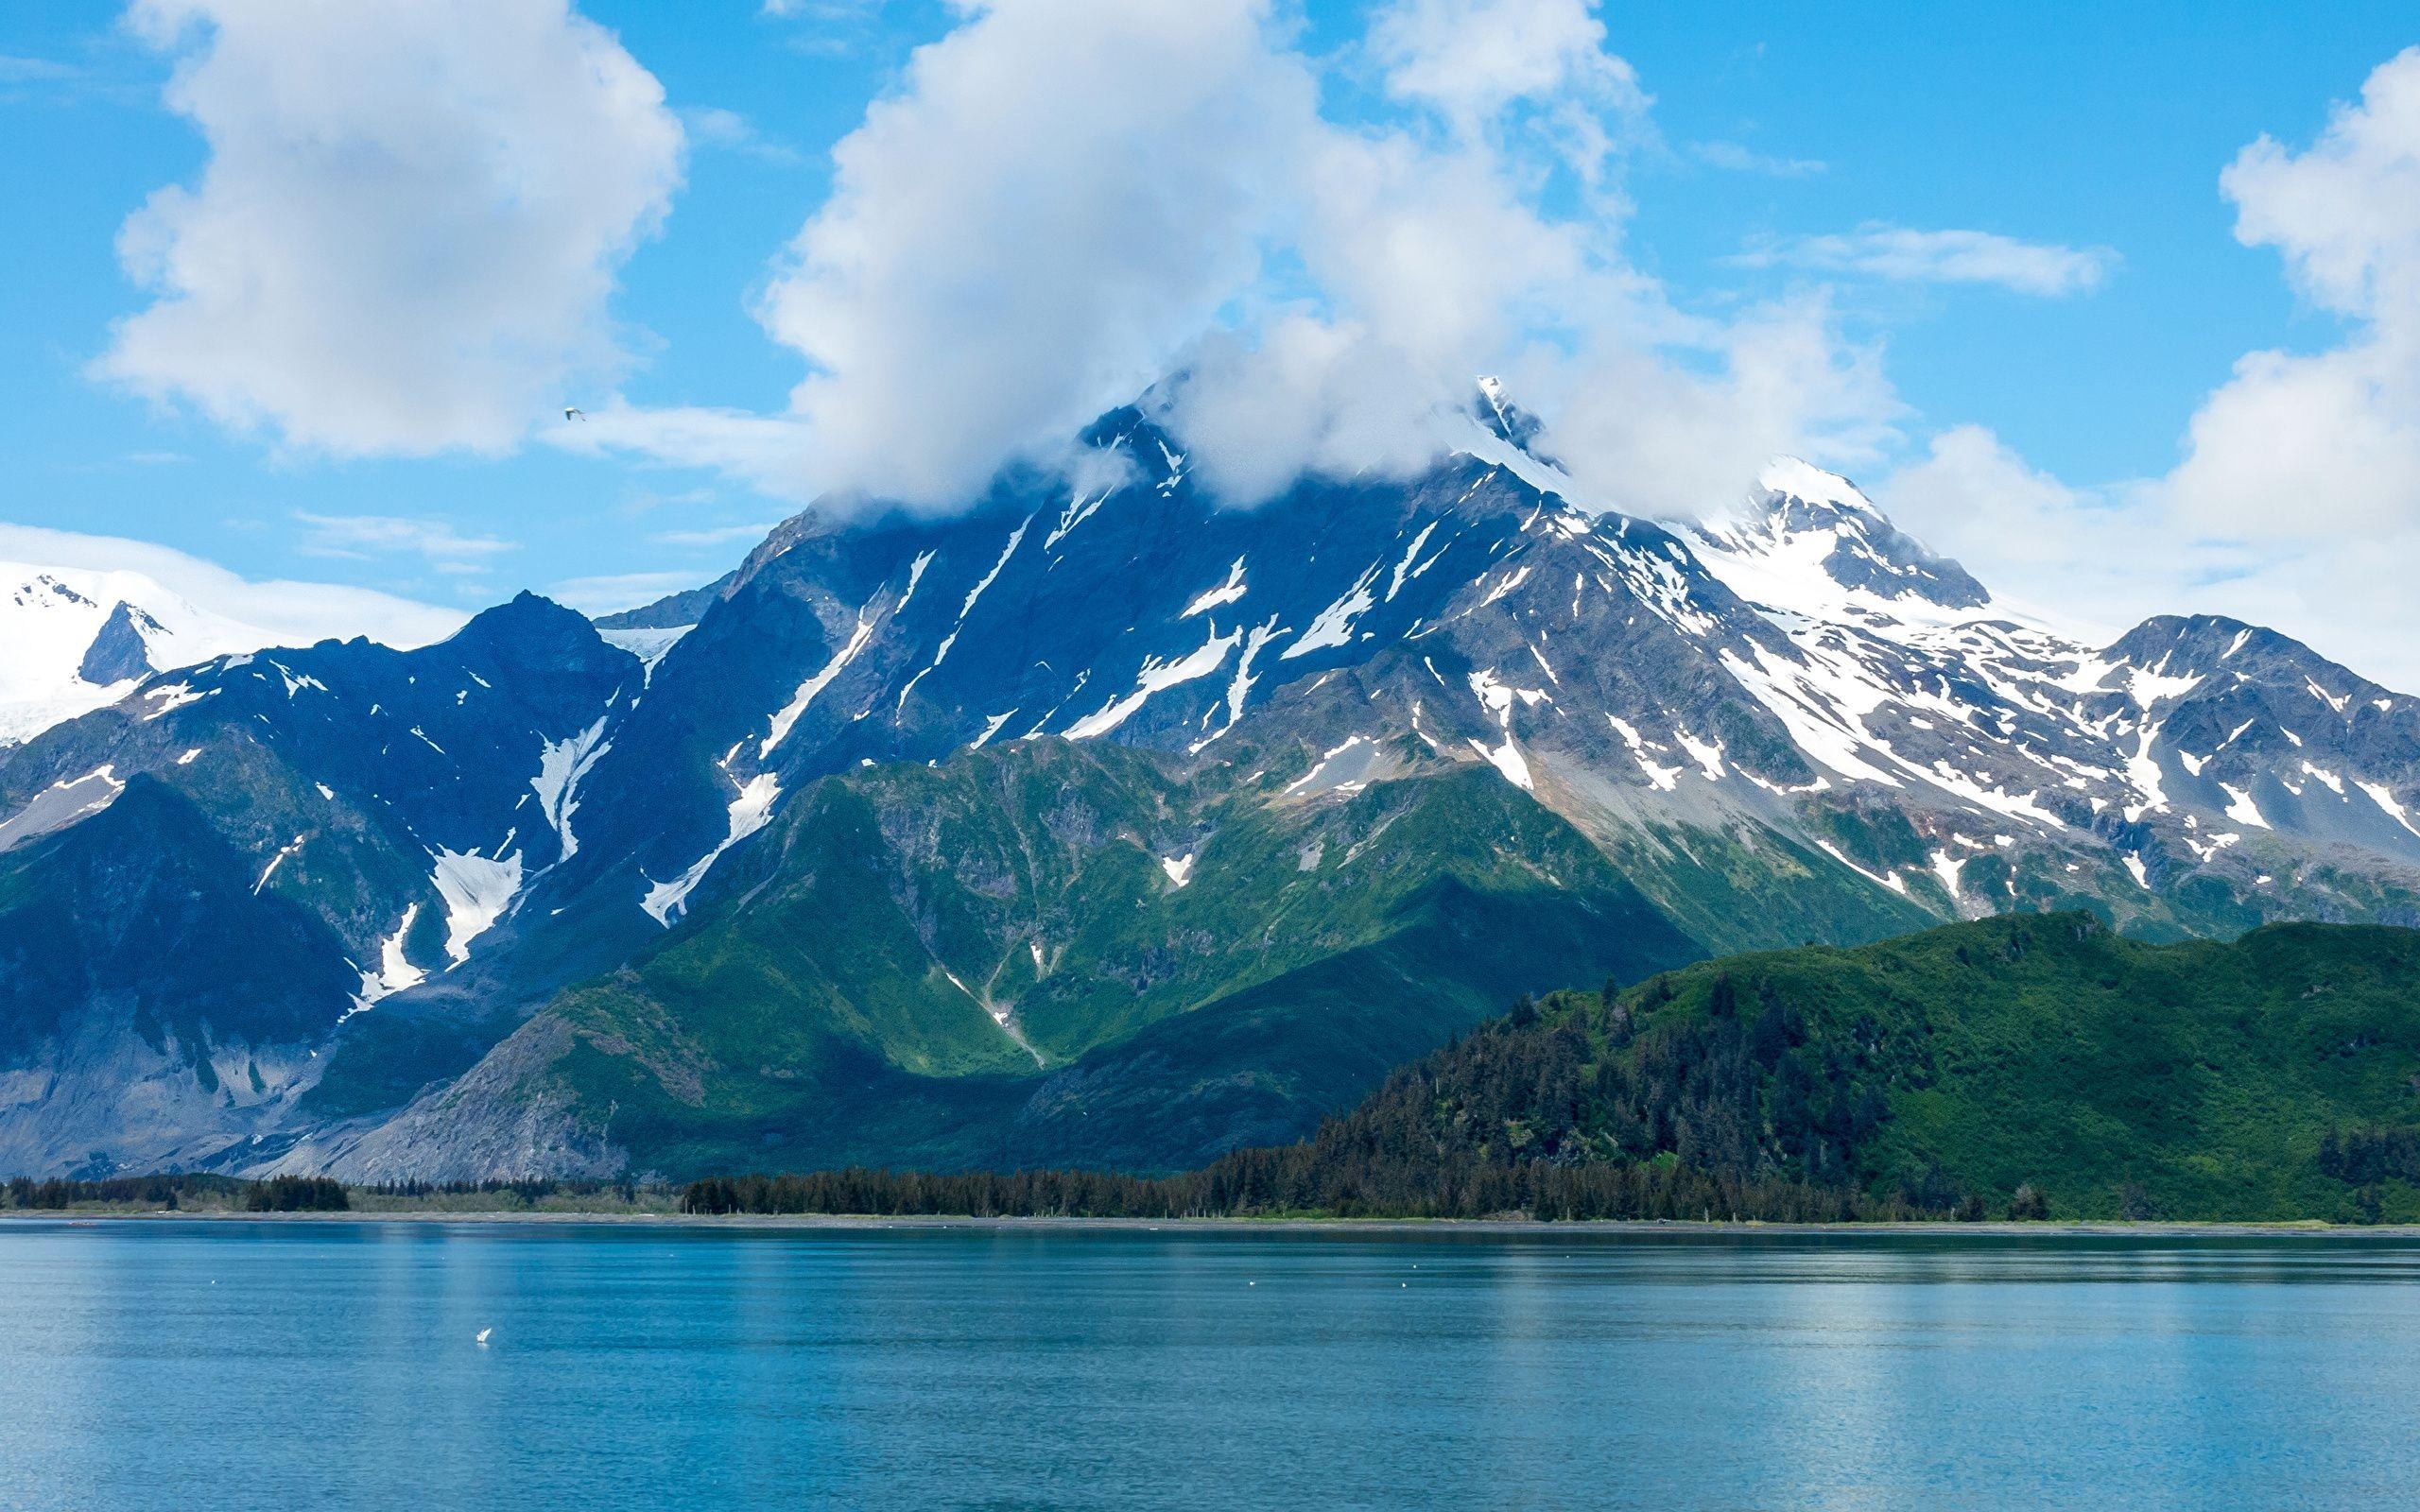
[305,742,1772,1179]
[1272,913,2420,1222]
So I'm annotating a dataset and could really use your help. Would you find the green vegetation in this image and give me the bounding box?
[4,1174,251,1211]
[464,746,1718,1177]
[0,1174,679,1216]
[1266,912,2420,1221]
[680,914,2420,1224]
[675,1161,1915,1222]
[245,1176,350,1211]
[30,913,2420,1227]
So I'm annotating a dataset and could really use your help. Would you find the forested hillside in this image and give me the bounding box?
[687,915,2420,1223]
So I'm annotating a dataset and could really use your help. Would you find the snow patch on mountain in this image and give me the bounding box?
[253,833,307,895]
[2358,780,2420,837]
[533,717,612,860]
[344,903,427,1021]
[0,765,125,852]
[599,625,691,682]
[1183,558,1248,617]
[763,610,876,756]
[1284,564,1382,659]
[931,517,1029,669]
[642,772,781,926]
[430,848,525,966]
[1064,622,1242,740]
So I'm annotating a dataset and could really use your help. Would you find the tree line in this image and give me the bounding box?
[676,1155,1955,1221]
[5,1174,246,1210]
[678,975,2061,1222]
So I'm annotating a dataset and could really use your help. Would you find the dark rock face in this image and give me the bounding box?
[76,602,164,686]
[0,779,360,1175]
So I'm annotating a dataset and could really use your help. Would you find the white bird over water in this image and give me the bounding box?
[475,1328,492,1347]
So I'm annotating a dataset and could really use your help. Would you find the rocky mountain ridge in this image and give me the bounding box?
[4,386,2416,1178]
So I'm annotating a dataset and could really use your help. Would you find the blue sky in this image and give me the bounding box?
[4,2,2418,679]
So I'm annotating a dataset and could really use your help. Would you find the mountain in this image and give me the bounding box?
[0,562,286,747]
[5,383,2420,1180]
[1218,912,2420,1224]
[0,593,639,1176]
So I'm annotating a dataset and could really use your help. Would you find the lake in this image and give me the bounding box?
[3,1220,2416,1509]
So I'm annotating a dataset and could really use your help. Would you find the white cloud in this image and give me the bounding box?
[747,0,1314,508]
[1737,224,2118,296]
[0,521,464,649]
[1147,1,1885,518]
[1368,0,1647,159]
[595,0,1315,508]
[94,0,683,456]
[2164,47,2420,537]
[650,522,782,548]
[1692,140,1824,178]
[1876,50,2420,693]
[1538,296,1904,518]
[581,0,1898,522]
[292,512,517,574]
[681,106,800,164]
[1876,426,2147,641]
[1879,424,2420,692]
[1155,113,1596,504]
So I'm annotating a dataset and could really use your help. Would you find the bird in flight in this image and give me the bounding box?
[563,407,587,422]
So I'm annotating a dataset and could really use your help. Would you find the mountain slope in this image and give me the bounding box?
[0,778,359,1177]
[285,747,1712,1180]
[0,595,641,1173]
[9,385,2420,1181]
[1249,912,2420,1223]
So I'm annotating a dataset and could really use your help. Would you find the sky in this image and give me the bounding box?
[3,2,2419,682]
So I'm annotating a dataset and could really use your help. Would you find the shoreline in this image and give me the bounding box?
[6,1210,2419,1238]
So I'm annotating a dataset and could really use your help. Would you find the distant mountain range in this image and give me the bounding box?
[4,384,2416,1181]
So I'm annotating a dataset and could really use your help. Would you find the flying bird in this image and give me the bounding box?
[475,1327,492,1346]
[563,407,587,422]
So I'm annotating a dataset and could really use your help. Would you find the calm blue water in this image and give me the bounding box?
[3,1221,2417,1510]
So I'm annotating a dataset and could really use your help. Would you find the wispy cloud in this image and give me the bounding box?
[0,50,131,106]
[1692,139,1824,178]
[545,571,710,615]
[1737,224,2118,296]
[680,106,801,165]
[758,0,894,57]
[0,54,78,83]
[650,522,781,548]
[292,512,517,574]
[759,0,887,14]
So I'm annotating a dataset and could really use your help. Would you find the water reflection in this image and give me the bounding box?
[1,1222,2414,1511]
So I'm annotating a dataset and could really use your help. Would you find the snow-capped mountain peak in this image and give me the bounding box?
[1687,458,1992,626]
[0,564,285,747]
[1756,456,1881,517]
